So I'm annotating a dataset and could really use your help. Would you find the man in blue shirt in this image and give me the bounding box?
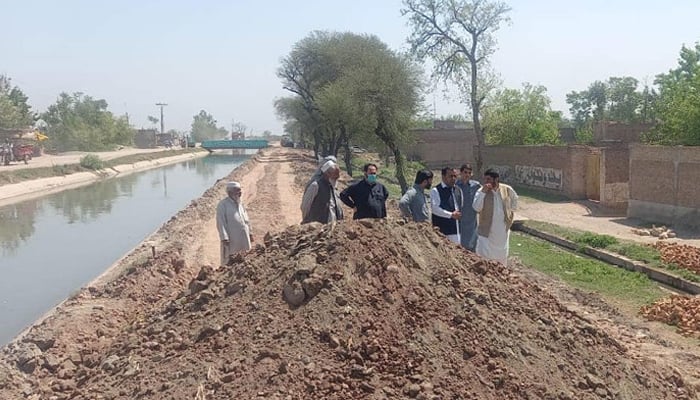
[340,163,389,219]
[399,169,433,222]
[455,163,481,251]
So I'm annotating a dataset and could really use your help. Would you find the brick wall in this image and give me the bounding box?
[405,128,478,168]
[628,145,700,227]
[478,145,593,199]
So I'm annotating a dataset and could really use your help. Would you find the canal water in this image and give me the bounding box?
[0,152,250,346]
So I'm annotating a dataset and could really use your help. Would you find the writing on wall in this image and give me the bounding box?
[515,165,563,190]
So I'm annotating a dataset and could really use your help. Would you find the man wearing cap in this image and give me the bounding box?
[216,181,253,265]
[305,155,338,190]
[301,160,343,224]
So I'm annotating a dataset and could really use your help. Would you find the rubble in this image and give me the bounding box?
[0,219,689,399]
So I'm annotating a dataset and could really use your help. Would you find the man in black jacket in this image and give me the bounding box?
[339,163,389,220]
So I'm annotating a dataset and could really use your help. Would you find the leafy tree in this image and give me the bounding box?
[483,83,560,145]
[402,0,511,172]
[41,92,133,151]
[566,76,656,141]
[0,75,35,129]
[646,43,700,145]
[191,110,228,142]
[277,32,423,190]
[147,115,159,129]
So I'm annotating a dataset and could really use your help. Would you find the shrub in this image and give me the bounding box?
[575,232,618,249]
[79,154,104,170]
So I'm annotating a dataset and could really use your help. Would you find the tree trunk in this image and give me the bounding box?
[391,146,409,194]
[471,60,484,174]
[343,140,353,178]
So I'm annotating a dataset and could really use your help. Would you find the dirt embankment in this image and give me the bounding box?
[0,147,697,399]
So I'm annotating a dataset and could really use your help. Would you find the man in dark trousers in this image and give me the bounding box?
[430,167,463,244]
[339,163,389,220]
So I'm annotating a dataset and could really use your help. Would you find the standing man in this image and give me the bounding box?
[456,164,481,251]
[301,160,344,224]
[339,163,389,220]
[305,155,337,190]
[472,169,519,266]
[216,181,253,266]
[399,169,433,222]
[431,167,463,244]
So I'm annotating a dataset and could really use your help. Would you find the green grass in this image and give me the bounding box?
[524,220,700,283]
[511,232,666,308]
[0,148,205,186]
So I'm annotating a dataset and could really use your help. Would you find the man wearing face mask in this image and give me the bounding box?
[339,163,389,220]
[216,181,253,265]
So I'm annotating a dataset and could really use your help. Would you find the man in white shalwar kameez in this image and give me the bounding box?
[216,181,253,265]
[472,169,518,266]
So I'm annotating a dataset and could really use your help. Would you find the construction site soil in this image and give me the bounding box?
[0,148,698,399]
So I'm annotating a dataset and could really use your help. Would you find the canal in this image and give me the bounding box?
[0,152,250,345]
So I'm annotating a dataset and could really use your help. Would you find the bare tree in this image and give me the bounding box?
[402,0,510,172]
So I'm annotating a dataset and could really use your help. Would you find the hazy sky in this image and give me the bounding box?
[2,0,699,135]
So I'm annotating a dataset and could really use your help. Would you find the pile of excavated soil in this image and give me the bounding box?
[4,219,691,400]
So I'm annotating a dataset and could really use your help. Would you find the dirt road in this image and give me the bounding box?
[0,147,169,171]
[518,199,700,247]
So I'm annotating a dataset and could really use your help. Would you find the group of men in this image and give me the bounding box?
[215,156,518,267]
[399,165,518,265]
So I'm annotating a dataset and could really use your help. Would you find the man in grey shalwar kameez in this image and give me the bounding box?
[455,164,481,251]
[216,181,253,265]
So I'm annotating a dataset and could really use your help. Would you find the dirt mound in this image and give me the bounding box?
[4,220,694,399]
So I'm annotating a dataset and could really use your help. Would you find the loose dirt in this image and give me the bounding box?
[1,147,699,399]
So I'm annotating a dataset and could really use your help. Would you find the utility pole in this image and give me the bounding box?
[155,103,168,135]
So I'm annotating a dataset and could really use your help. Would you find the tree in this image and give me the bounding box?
[402,0,511,172]
[483,83,560,145]
[566,76,654,134]
[41,92,133,151]
[277,32,423,190]
[147,115,159,129]
[647,43,700,145]
[191,110,228,142]
[0,75,35,130]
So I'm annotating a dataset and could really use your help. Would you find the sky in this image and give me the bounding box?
[2,0,699,135]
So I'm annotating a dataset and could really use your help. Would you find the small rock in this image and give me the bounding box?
[225,282,244,296]
[302,275,324,298]
[43,354,61,372]
[195,325,221,342]
[25,333,55,351]
[282,281,306,307]
[359,381,375,393]
[335,296,348,306]
[386,265,400,273]
[101,355,120,371]
[405,383,421,398]
[188,280,209,294]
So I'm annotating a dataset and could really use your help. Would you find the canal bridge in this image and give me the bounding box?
[201,140,269,152]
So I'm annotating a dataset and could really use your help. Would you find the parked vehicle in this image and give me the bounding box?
[281,136,294,148]
[0,142,34,165]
